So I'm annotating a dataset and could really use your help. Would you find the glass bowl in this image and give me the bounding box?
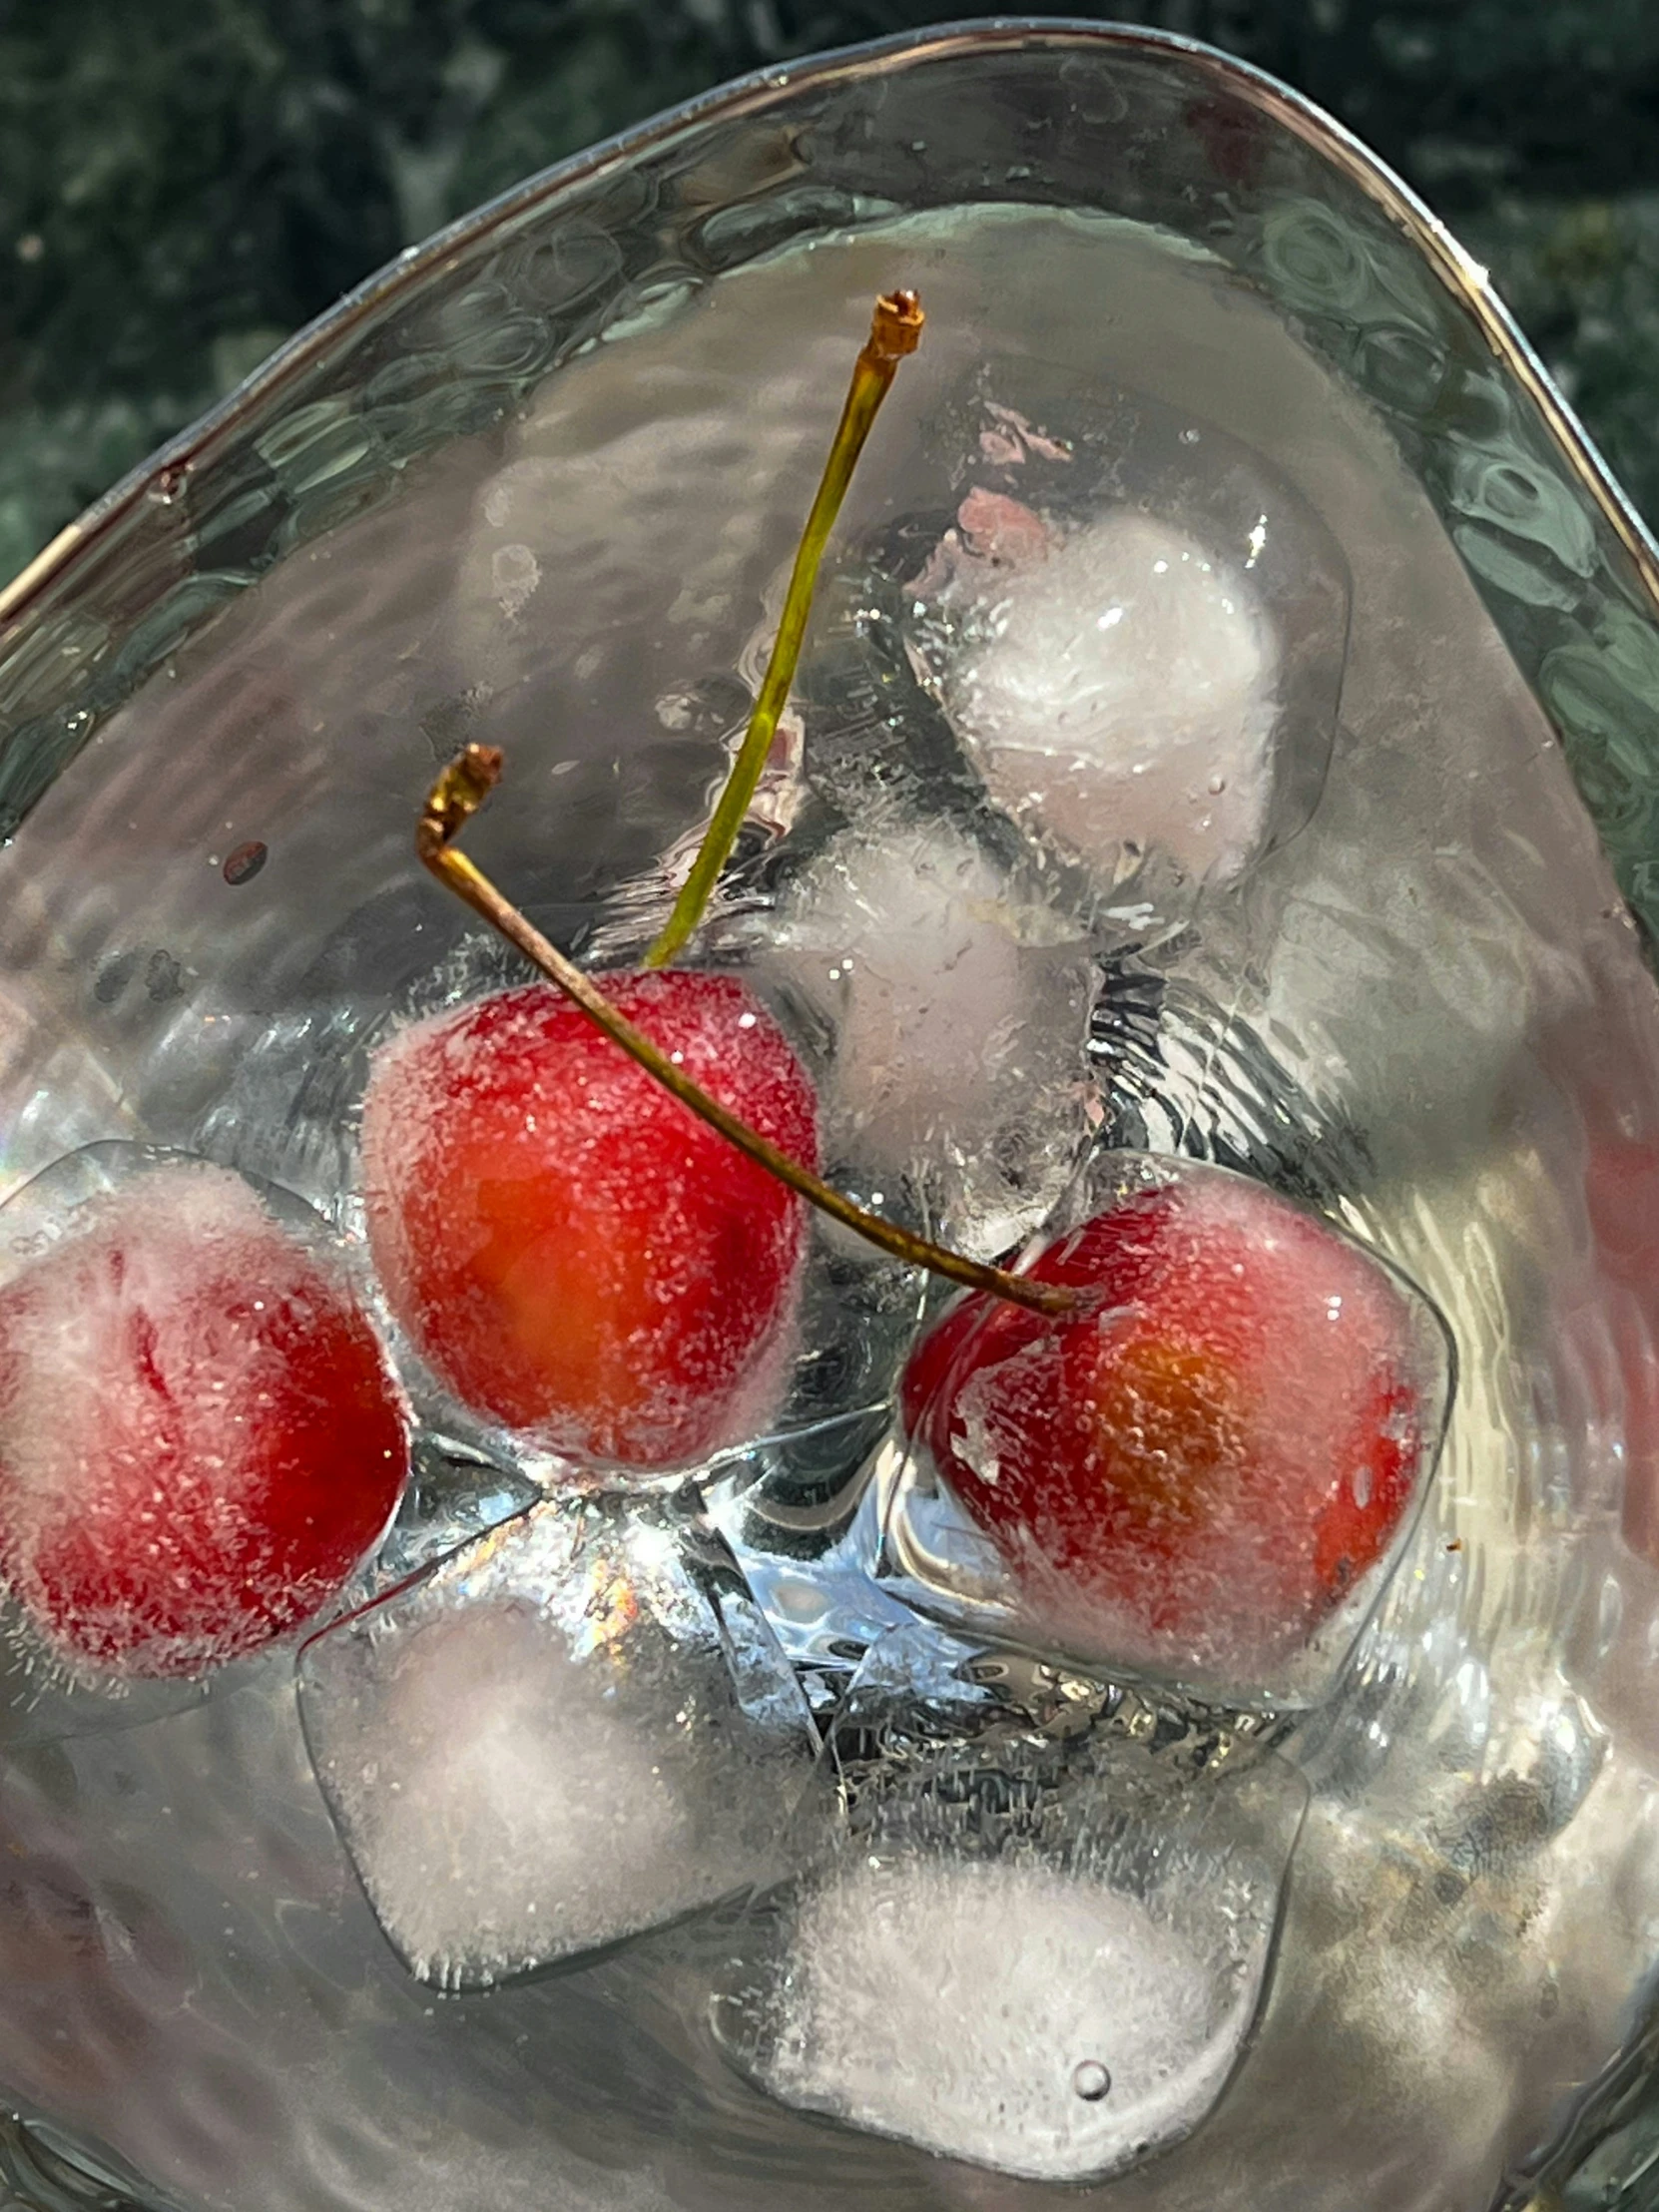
[1,20,1659,2212]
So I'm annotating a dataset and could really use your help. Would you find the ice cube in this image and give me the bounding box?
[766,1857,1232,2174]
[359,970,814,1474]
[761,812,1095,1258]
[880,1151,1454,1710]
[0,1142,396,1735]
[704,1404,915,1703]
[715,1625,1305,2183]
[297,1489,822,1988]
[0,1144,407,1682]
[367,1428,542,1590]
[916,506,1280,890]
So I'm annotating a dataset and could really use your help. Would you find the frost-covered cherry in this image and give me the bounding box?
[900,1167,1443,1686]
[0,1164,409,1678]
[361,972,818,1469]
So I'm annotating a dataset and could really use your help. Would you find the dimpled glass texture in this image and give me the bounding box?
[3,20,1659,2212]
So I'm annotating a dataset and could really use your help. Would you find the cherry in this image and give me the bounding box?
[900,1167,1438,1685]
[0,1165,409,1678]
[361,970,819,1469]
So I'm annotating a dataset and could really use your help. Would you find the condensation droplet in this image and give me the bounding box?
[1072,2058,1111,2101]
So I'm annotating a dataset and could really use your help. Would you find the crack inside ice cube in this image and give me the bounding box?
[297,1493,820,1989]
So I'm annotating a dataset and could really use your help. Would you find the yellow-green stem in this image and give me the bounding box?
[643,288,924,969]
[417,745,1075,1319]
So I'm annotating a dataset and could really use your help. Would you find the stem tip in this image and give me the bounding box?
[869,289,924,364]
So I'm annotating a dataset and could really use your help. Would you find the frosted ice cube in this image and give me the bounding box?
[715,1625,1305,2183]
[298,1489,822,1988]
[761,813,1095,1259]
[769,1857,1234,2174]
[916,505,1279,890]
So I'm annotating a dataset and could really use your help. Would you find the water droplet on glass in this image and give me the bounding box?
[1072,2058,1111,2101]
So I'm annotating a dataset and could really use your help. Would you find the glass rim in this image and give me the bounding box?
[3,14,1656,635]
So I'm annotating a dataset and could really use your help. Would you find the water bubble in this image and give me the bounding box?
[1072,2058,1111,2101]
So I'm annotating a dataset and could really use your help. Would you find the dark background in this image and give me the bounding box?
[2,0,1657,587]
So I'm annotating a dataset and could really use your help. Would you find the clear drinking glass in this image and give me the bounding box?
[0,20,1658,2212]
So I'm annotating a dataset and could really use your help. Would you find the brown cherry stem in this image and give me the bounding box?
[417,745,1076,1319]
[642,288,924,970]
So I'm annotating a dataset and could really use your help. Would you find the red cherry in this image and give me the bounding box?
[361,971,819,1469]
[901,1169,1435,1683]
[0,1166,409,1678]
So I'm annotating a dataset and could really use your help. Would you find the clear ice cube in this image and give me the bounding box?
[704,1404,915,1708]
[297,1488,822,1988]
[714,1624,1306,2182]
[366,1428,542,1590]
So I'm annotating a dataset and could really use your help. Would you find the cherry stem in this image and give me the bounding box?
[416,745,1076,1319]
[642,288,925,971]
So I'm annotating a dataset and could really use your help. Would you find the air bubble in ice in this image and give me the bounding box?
[1073,2058,1112,2100]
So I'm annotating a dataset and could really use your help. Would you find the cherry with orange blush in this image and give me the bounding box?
[895,1162,1450,1699]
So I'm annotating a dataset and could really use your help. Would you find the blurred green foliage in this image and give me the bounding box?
[1,0,1657,581]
